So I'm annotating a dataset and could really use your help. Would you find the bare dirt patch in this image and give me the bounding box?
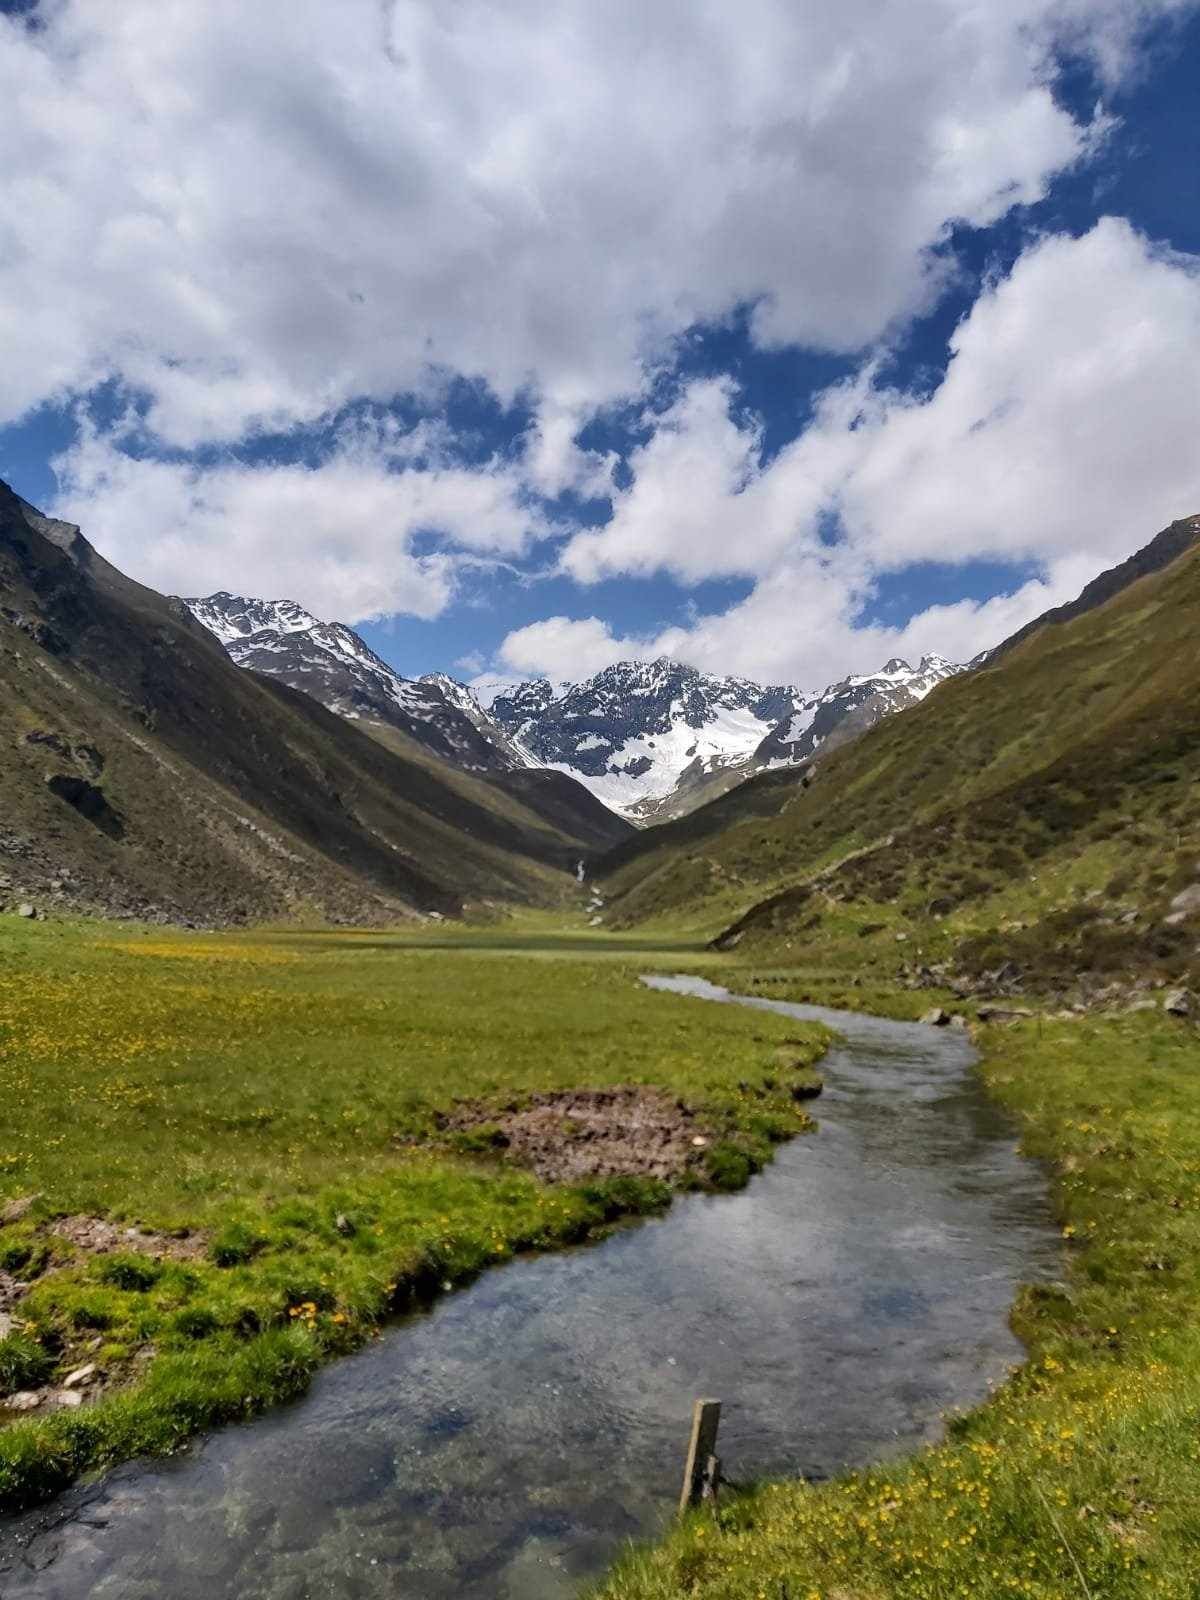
[0,1272,27,1316]
[443,1087,714,1184]
[48,1215,206,1261]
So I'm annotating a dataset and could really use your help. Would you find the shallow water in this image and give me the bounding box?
[0,978,1060,1600]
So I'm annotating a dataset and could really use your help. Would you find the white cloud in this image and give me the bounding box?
[49,420,551,621]
[496,554,1100,690]
[0,0,1179,443]
[496,615,659,682]
[838,218,1200,571]
[519,219,1200,684]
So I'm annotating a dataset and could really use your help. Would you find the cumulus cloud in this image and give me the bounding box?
[837,219,1200,571]
[564,218,1200,582]
[0,0,1176,443]
[496,616,661,681]
[525,220,1200,684]
[50,420,552,621]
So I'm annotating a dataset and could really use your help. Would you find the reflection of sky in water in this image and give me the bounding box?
[0,985,1060,1600]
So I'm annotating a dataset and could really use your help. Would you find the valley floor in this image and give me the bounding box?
[2,916,1198,1599]
[0,915,825,1508]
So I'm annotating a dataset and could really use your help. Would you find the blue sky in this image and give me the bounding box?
[1,1,1198,689]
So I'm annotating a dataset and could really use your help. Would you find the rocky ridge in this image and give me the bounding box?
[186,593,531,774]
[482,654,964,822]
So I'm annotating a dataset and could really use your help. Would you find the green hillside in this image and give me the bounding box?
[601,514,1200,995]
[0,482,627,925]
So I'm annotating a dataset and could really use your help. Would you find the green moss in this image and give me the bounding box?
[97,1256,163,1292]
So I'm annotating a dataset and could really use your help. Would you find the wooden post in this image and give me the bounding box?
[679,1398,721,1514]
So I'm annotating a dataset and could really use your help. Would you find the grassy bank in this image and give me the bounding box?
[0,917,827,1510]
[595,1005,1200,1600]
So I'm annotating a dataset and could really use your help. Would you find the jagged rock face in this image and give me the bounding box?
[187,598,961,824]
[185,595,527,773]
[481,655,963,821]
[185,593,322,644]
[755,656,963,767]
[483,659,801,818]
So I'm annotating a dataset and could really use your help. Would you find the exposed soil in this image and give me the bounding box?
[47,1215,206,1261]
[443,1087,714,1184]
[0,1272,27,1315]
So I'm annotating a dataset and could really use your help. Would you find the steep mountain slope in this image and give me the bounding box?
[990,515,1200,659]
[754,655,961,764]
[600,513,1200,994]
[0,483,625,925]
[186,592,531,774]
[185,592,630,853]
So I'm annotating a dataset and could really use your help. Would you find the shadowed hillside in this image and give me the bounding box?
[0,483,629,925]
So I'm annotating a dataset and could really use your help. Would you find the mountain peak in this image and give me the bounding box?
[186,595,533,775]
[185,592,321,645]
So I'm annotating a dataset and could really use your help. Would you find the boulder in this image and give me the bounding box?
[1164,988,1192,1018]
[16,904,34,919]
[5,1391,42,1412]
[1168,884,1200,918]
[62,1362,96,1389]
[920,1007,951,1027]
[0,1192,38,1225]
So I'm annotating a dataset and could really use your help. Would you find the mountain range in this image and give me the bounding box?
[600,512,1200,997]
[3,472,1198,959]
[186,592,533,775]
[185,594,964,824]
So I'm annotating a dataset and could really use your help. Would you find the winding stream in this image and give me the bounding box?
[0,978,1059,1600]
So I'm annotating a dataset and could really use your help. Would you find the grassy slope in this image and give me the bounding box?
[359,718,633,856]
[595,995,1200,1600]
[600,526,1200,988]
[589,526,1200,1595]
[0,917,826,1508]
[0,481,619,923]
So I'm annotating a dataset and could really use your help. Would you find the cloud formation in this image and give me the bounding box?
[0,0,1172,444]
[51,417,550,621]
[530,221,1200,684]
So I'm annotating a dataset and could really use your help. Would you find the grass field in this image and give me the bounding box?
[5,913,1200,1599]
[594,1001,1200,1600]
[0,915,827,1509]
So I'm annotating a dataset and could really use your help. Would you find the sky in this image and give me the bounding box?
[1,0,1198,693]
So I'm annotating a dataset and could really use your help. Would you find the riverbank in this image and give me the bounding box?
[0,918,828,1510]
[595,999,1200,1600]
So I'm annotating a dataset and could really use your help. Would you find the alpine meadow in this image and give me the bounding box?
[2,3,1200,1597]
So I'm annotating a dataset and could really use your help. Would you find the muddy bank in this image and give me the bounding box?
[442,1086,719,1184]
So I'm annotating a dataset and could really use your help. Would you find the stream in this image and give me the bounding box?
[0,977,1060,1600]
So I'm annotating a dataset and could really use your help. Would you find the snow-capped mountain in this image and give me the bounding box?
[185,596,963,825]
[484,659,799,822]
[483,654,964,822]
[185,592,321,645]
[755,655,963,766]
[185,594,529,774]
